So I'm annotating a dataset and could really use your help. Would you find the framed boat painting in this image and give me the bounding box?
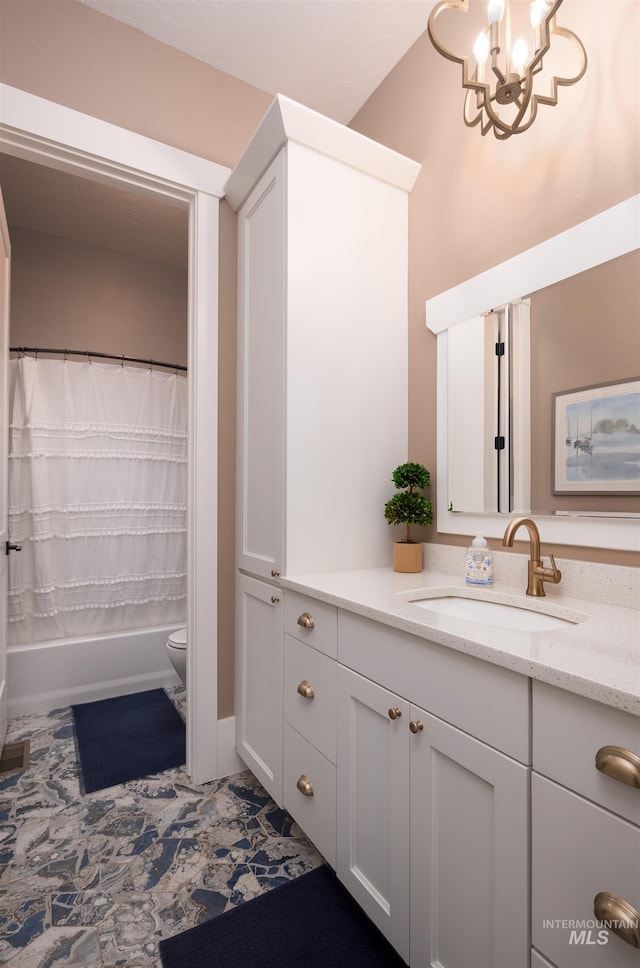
[552,378,640,495]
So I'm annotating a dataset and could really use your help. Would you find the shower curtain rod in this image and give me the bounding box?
[10,346,187,372]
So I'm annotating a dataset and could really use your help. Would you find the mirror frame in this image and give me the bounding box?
[426,194,640,552]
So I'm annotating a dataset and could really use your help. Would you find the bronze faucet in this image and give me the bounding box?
[502,516,562,597]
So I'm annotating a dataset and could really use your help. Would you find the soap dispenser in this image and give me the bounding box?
[465,533,493,586]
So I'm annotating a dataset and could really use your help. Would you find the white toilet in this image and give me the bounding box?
[166,627,187,684]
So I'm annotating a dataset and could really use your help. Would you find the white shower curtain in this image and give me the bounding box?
[8,356,188,643]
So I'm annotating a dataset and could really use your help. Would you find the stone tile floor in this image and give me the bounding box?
[0,686,323,966]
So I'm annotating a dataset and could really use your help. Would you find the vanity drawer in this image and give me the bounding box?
[284,590,337,658]
[338,610,530,763]
[284,634,337,764]
[533,681,640,825]
[532,774,640,968]
[283,722,336,868]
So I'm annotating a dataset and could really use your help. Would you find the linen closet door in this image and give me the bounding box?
[236,152,285,582]
[0,189,10,750]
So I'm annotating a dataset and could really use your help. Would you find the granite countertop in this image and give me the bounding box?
[281,560,640,715]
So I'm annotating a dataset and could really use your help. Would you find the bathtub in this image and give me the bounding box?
[7,624,182,717]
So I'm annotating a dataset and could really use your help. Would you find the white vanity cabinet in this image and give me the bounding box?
[336,611,530,968]
[532,681,640,968]
[282,592,338,867]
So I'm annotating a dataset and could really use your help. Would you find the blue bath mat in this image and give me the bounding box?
[71,688,185,794]
[159,864,407,968]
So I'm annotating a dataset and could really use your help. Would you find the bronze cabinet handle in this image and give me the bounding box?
[296,775,314,797]
[409,720,424,734]
[595,746,640,788]
[297,612,315,630]
[297,680,315,700]
[388,707,402,720]
[594,892,640,948]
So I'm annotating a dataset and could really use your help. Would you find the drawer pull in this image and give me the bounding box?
[409,720,424,734]
[296,774,314,797]
[271,569,280,578]
[594,892,640,948]
[595,745,640,788]
[271,595,280,604]
[297,612,315,630]
[388,707,402,720]
[297,680,315,700]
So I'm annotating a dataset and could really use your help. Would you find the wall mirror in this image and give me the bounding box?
[426,195,639,551]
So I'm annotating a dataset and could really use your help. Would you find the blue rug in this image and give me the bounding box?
[159,864,407,968]
[71,688,186,794]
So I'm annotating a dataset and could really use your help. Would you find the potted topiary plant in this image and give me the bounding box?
[384,462,432,573]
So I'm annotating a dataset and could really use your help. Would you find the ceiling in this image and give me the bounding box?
[0,154,190,268]
[1,0,433,266]
[81,0,434,126]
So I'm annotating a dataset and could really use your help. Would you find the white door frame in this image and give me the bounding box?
[0,187,10,754]
[0,84,229,783]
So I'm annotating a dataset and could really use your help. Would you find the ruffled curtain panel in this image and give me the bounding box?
[8,357,188,643]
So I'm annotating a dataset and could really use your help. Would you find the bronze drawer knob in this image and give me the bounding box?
[296,774,314,797]
[297,680,315,700]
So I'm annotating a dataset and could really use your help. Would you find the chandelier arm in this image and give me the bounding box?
[549,24,588,86]
[463,88,485,130]
[500,97,541,136]
[531,1,564,59]
[478,93,527,137]
[491,61,507,86]
[426,0,472,67]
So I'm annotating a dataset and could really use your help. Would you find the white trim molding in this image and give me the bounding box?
[224,93,421,212]
[427,196,640,335]
[0,84,228,198]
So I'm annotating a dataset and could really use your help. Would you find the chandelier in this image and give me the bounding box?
[427,0,587,140]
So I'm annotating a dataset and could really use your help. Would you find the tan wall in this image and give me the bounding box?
[349,0,640,566]
[9,226,188,365]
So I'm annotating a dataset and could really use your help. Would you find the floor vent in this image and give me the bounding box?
[0,739,30,775]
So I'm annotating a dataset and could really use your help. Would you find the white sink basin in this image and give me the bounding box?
[405,591,585,632]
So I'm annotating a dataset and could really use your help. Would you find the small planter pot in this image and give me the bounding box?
[393,541,423,573]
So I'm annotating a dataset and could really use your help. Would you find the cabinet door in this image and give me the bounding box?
[236,151,285,580]
[336,665,411,963]
[410,708,530,968]
[235,574,283,805]
[532,774,640,968]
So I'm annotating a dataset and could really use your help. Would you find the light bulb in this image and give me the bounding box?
[530,0,548,28]
[512,38,528,72]
[487,0,505,24]
[473,32,490,65]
